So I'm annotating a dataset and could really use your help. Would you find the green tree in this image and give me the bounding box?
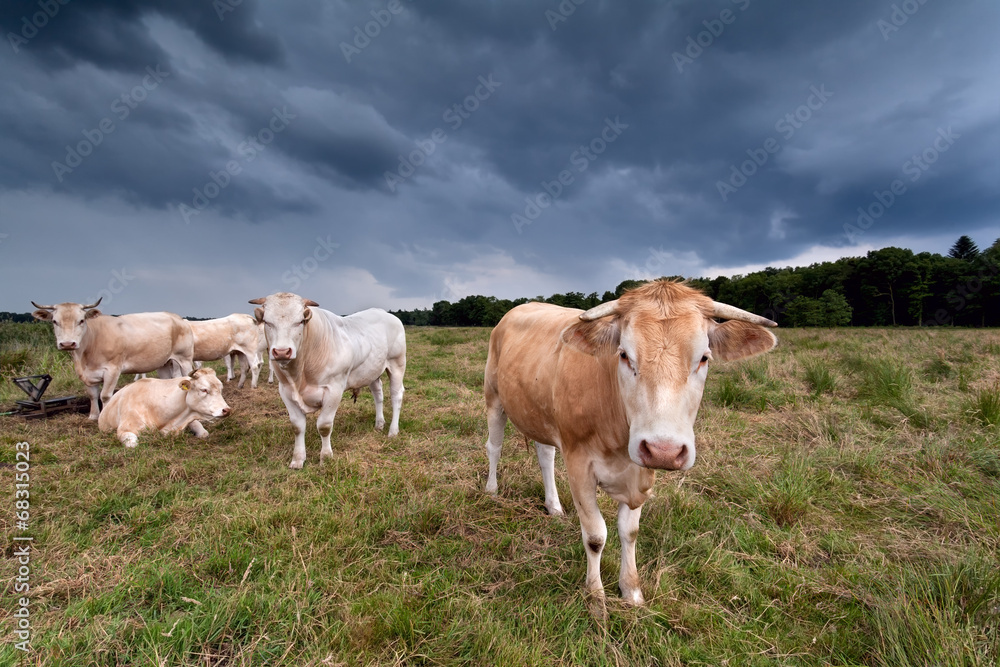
[948,235,980,261]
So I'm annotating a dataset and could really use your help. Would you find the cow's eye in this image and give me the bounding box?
[619,351,628,361]
[78,320,85,325]
[700,355,709,364]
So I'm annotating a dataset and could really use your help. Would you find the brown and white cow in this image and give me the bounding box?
[249,292,406,469]
[97,368,231,447]
[483,281,777,616]
[188,314,263,389]
[31,299,195,420]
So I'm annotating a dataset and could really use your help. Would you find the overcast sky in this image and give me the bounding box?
[1,0,997,317]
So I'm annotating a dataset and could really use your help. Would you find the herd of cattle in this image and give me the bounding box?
[29,282,777,615]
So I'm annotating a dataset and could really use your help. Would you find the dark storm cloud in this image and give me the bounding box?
[0,0,997,314]
[1,0,282,69]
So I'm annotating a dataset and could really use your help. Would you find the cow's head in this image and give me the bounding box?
[180,368,231,419]
[248,292,319,363]
[31,298,103,350]
[562,281,777,472]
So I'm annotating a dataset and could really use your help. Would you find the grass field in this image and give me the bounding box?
[1,321,999,666]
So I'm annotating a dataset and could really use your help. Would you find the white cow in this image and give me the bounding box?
[31,298,195,419]
[188,314,262,388]
[225,320,273,385]
[98,368,231,447]
[249,292,406,469]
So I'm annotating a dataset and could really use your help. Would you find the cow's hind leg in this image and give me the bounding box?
[370,377,385,431]
[234,351,249,389]
[535,443,564,516]
[484,385,507,496]
[317,390,344,464]
[224,354,235,382]
[100,370,122,413]
[617,502,644,606]
[386,355,405,437]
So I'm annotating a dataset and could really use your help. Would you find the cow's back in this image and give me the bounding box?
[88,312,192,369]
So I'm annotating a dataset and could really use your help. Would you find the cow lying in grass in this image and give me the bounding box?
[484,280,778,617]
[97,368,231,448]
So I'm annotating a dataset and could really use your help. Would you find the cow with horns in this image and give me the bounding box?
[483,280,778,616]
[30,298,195,420]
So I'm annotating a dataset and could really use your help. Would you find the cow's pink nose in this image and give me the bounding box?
[58,342,77,350]
[272,347,292,360]
[221,407,231,417]
[638,439,690,470]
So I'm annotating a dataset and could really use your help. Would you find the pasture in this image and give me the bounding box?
[1,321,999,666]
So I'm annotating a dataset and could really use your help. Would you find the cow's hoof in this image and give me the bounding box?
[289,460,304,470]
[375,420,385,431]
[124,437,138,448]
[319,450,334,463]
[545,503,565,517]
[586,593,608,621]
[387,428,399,438]
[621,588,645,607]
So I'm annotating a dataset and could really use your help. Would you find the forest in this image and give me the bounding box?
[391,236,1000,328]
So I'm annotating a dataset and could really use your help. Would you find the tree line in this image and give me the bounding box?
[391,236,1000,328]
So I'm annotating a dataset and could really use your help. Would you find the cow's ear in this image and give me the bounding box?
[253,307,264,323]
[32,309,52,321]
[708,320,777,362]
[561,317,621,356]
[303,307,313,322]
[85,309,101,319]
[179,379,192,391]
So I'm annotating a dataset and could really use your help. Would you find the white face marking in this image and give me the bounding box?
[259,295,310,362]
[618,316,710,471]
[49,304,90,349]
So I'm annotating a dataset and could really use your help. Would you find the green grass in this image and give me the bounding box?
[1,325,999,665]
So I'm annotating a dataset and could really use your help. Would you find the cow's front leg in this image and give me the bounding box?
[317,390,344,464]
[369,377,385,431]
[235,352,248,389]
[617,502,644,606]
[188,420,209,439]
[278,382,309,469]
[85,383,101,420]
[117,428,139,448]
[386,356,405,437]
[249,355,262,389]
[224,354,235,382]
[565,452,608,619]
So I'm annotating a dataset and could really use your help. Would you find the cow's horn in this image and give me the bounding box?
[304,299,319,307]
[82,297,102,310]
[248,297,266,305]
[579,300,620,321]
[711,302,778,327]
[31,301,55,311]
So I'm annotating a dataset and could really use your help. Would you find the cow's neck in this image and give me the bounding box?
[72,316,104,376]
